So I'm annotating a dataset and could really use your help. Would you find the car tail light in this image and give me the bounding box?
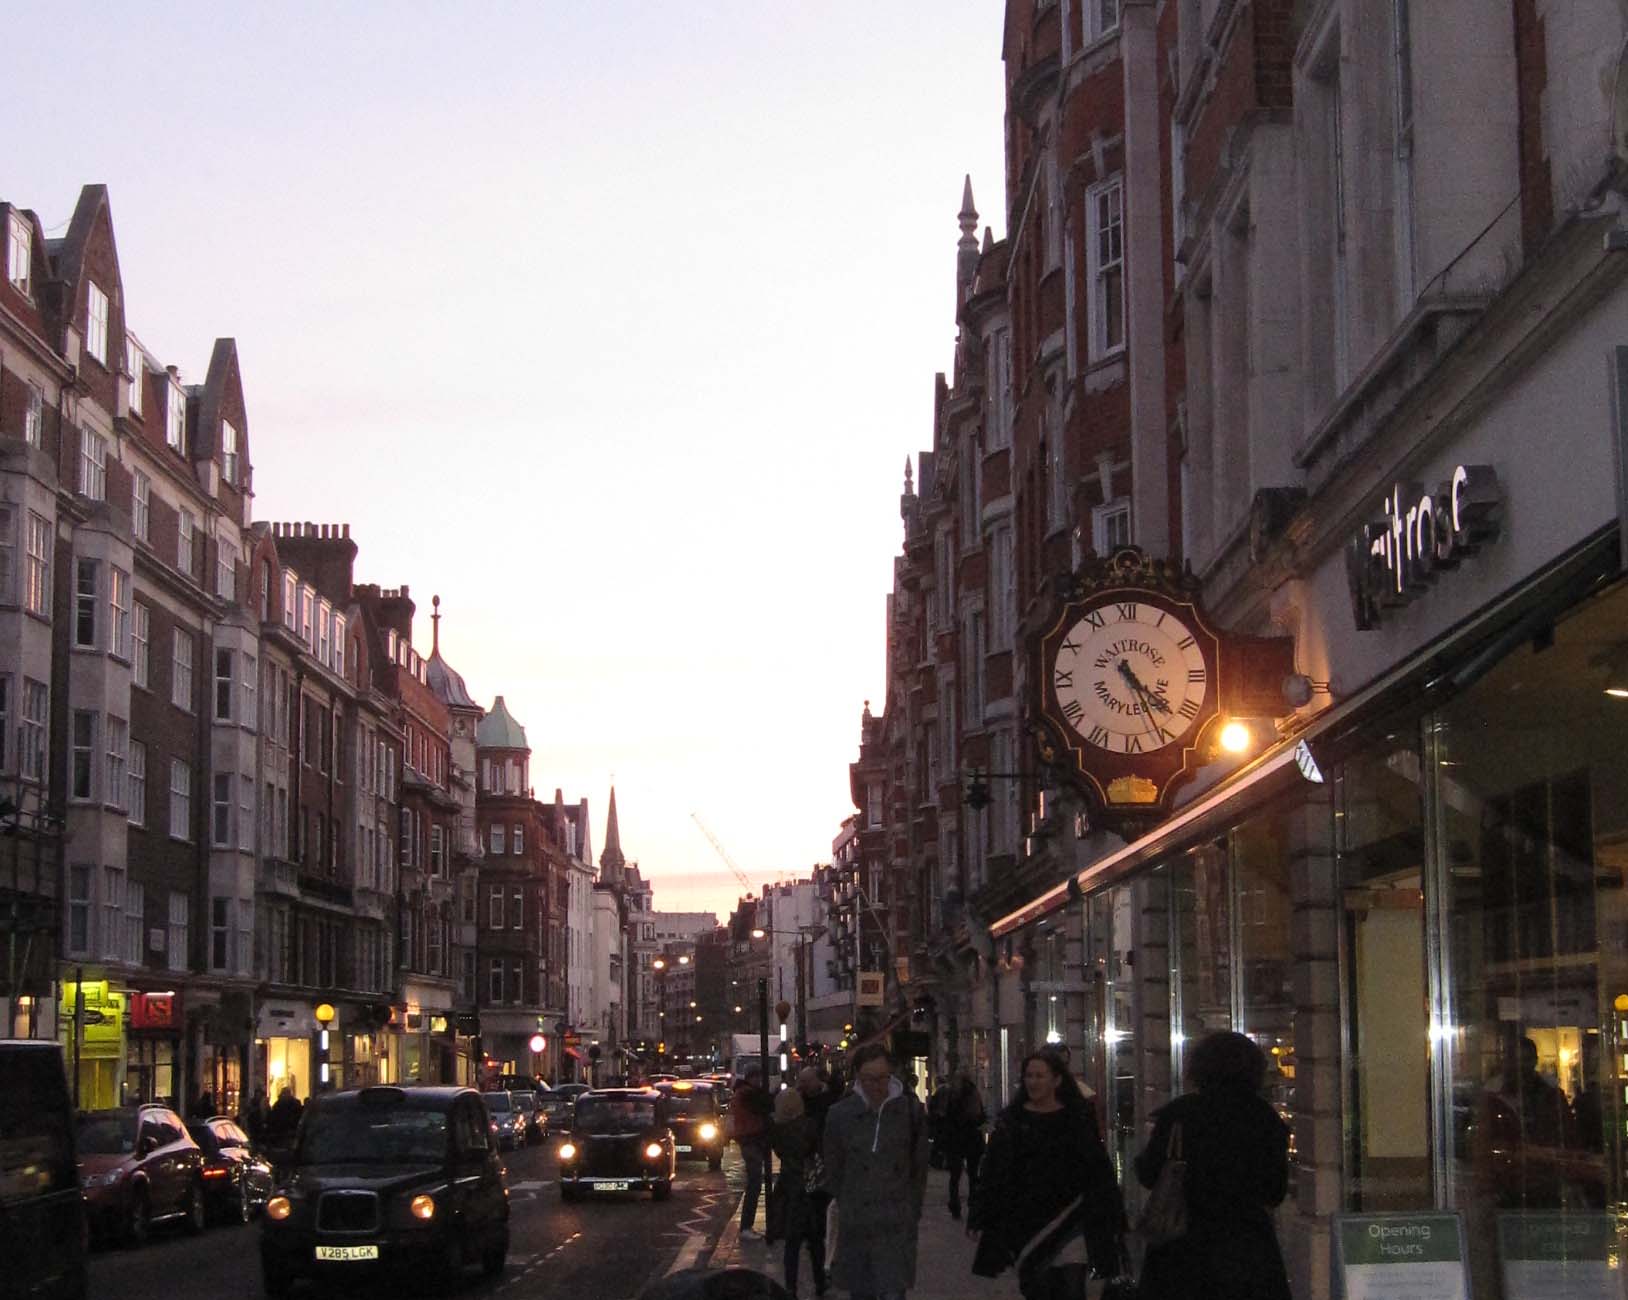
[644,1142,663,1159]
[202,1166,229,1179]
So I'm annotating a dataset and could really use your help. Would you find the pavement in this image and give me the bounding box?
[709,1167,1023,1300]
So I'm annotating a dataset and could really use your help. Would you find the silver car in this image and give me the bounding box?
[482,1090,525,1150]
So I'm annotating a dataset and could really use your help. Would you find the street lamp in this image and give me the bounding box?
[314,1002,336,1089]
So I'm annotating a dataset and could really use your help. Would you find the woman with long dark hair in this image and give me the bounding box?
[1134,1031,1291,1300]
[969,1050,1123,1299]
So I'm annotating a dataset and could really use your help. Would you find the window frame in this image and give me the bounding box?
[169,757,193,841]
[85,282,109,367]
[132,472,150,542]
[6,213,31,296]
[78,427,107,501]
[129,739,146,827]
[1085,176,1126,361]
[172,628,194,712]
[132,601,150,689]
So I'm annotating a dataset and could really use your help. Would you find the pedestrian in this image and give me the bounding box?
[731,1067,773,1239]
[939,1070,986,1220]
[769,1087,826,1298]
[822,1042,930,1300]
[267,1085,303,1148]
[1133,1030,1291,1300]
[241,1090,270,1147]
[795,1067,835,1278]
[970,1049,1123,1300]
[189,1089,216,1120]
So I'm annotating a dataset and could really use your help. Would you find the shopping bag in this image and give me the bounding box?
[1135,1121,1187,1246]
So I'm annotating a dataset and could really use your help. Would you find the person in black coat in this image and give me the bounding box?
[970,1050,1122,1300]
[1134,1031,1291,1300]
[939,1071,986,1219]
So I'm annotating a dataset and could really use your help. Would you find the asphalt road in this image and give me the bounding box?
[86,1139,745,1300]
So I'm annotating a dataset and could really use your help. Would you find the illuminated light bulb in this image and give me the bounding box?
[1219,721,1252,754]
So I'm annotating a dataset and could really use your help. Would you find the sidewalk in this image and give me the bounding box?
[709,1167,1023,1300]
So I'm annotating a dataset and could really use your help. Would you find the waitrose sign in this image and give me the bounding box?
[1348,465,1502,630]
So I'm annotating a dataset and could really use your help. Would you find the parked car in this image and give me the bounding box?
[551,1082,590,1101]
[508,1091,548,1146]
[654,1081,725,1170]
[185,1116,275,1224]
[0,1040,88,1298]
[557,1088,676,1201]
[77,1103,205,1245]
[481,1090,526,1150]
[259,1085,508,1296]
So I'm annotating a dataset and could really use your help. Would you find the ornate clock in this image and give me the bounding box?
[1036,549,1224,816]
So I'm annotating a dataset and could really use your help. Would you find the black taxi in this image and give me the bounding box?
[653,1080,725,1170]
[557,1088,676,1201]
[259,1086,508,1295]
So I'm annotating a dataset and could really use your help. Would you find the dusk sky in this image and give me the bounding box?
[8,3,1006,919]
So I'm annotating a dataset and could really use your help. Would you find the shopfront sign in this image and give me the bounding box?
[855,972,884,1007]
[58,981,125,1057]
[1348,465,1502,630]
[1335,1213,1467,1300]
[1497,1212,1618,1300]
[129,991,179,1030]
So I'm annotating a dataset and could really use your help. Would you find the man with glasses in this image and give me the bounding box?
[822,1044,929,1300]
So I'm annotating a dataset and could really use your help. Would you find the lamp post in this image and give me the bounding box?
[314,1002,336,1091]
[749,925,826,1057]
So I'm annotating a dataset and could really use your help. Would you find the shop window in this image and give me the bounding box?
[1431,580,1628,1297]
[1336,740,1431,1211]
[1173,839,1233,1084]
[1231,805,1297,1150]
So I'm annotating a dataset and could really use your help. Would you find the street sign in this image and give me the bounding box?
[79,1009,105,1025]
[856,972,884,1007]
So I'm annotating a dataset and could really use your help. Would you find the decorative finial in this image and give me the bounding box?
[431,594,441,655]
[958,175,978,246]
[904,458,914,494]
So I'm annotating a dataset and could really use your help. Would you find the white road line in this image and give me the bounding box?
[508,1179,554,1192]
[665,1231,707,1276]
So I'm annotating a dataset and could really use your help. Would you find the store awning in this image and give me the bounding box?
[989,526,1620,938]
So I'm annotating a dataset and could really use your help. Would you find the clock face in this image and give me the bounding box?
[1051,599,1211,754]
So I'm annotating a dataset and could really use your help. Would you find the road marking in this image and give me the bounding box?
[508,1179,554,1192]
[666,1231,707,1275]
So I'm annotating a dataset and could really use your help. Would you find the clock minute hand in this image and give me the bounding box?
[1117,661,1167,742]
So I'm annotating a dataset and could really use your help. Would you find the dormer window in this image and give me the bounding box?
[126,339,143,414]
[6,214,30,296]
[86,283,109,367]
[221,420,238,486]
[282,570,298,631]
[166,382,186,453]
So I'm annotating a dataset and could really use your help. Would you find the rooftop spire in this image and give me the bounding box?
[957,174,980,301]
[431,594,441,655]
[600,785,625,879]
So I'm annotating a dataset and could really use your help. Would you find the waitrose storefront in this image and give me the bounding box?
[993,321,1628,1295]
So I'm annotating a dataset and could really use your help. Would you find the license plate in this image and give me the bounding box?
[594,1180,630,1192]
[676,1145,693,1153]
[315,1244,380,1262]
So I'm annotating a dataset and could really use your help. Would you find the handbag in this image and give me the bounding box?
[1135,1120,1188,1246]
[803,1151,826,1195]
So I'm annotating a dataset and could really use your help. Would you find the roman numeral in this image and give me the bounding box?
[1115,602,1138,622]
[1152,610,1167,628]
[1156,725,1175,744]
[1062,699,1085,723]
[1081,610,1106,629]
[1187,668,1205,684]
[1124,736,1143,754]
[1179,698,1199,719]
[1054,669,1074,690]
[1062,637,1081,655]
[1177,635,1195,650]
[1087,725,1110,747]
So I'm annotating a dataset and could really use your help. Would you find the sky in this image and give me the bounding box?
[7,3,1006,920]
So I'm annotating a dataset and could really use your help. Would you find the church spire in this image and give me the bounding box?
[599,785,625,880]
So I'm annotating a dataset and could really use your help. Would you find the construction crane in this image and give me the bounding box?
[691,813,755,896]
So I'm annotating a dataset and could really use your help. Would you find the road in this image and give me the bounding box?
[86,1139,746,1300]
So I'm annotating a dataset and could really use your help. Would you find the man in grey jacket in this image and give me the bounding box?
[821,1043,930,1300]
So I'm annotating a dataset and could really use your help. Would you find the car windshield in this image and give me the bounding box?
[660,1092,715,1117]
[77,1113,137,1155]
[298,1105,448,1164]
[575,1098,657,1134]
[484,1094,512,1112]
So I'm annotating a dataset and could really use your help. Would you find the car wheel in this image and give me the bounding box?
[261,1264,294,1298]
[652,1181,672,1202]
[184,1180,207,1235]
[123,1191,151,1248]
[708,1155,723,1172]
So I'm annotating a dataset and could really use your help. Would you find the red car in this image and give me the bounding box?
[77,1103,205,1245]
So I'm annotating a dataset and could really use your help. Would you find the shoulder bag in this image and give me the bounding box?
[1135,1120,1188,1247]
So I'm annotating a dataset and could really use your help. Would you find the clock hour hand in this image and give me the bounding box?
[1117,661,1168,742]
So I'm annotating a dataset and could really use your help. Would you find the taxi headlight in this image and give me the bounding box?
[558,1142,577,1161]
[265,1195,293,1221]
[644,1142,664,1160]
[698,1123,718,1142]
[409,1193,436,1221]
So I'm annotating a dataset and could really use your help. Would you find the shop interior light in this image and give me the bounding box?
[1600,646,1628,697]
[1219,720,1253,754]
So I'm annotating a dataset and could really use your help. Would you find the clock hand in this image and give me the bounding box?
[1117,661,1168,743]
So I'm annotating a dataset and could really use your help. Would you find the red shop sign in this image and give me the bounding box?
[130,992,179,1030]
